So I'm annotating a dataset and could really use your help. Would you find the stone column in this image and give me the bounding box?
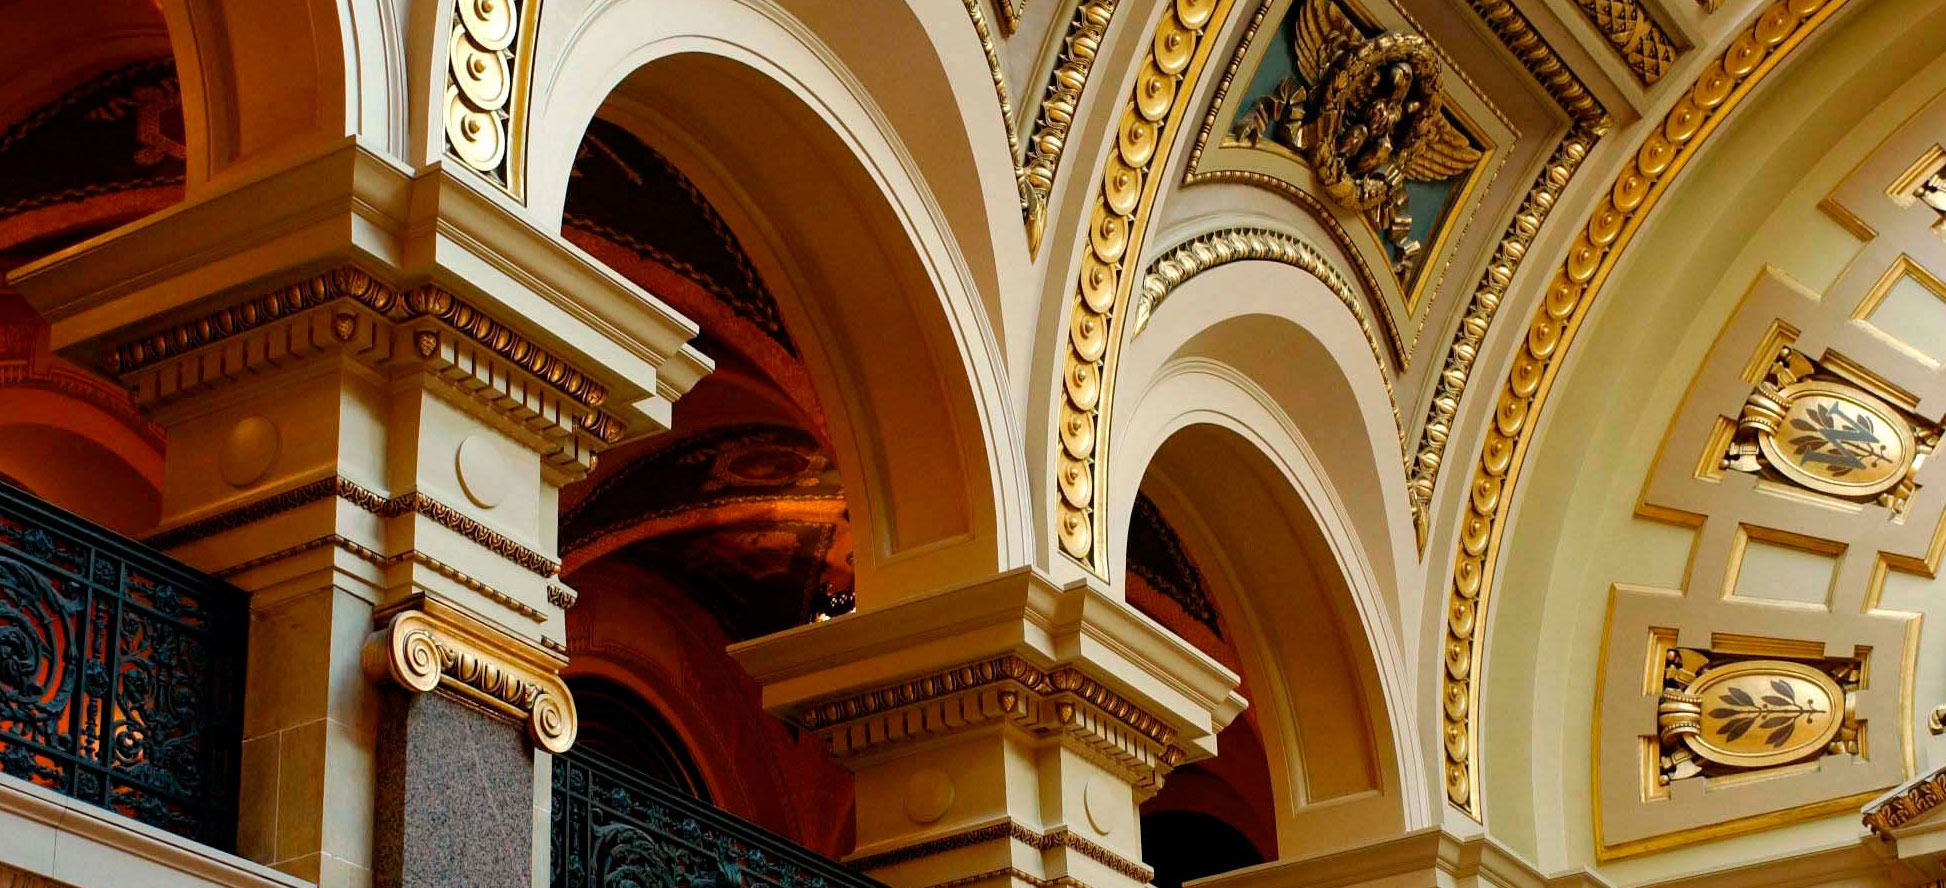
[731,570,1245,888]
[9,144,708,888]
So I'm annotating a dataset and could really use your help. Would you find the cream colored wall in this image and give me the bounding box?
[1480,0,1946,878]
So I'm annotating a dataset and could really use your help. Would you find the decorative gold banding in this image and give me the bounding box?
[1134,227,1402,439]
[403,285,607,407]
[364,603,576,752]
[1021,0,1122,254]
[850,820,1152,882]
[1056,0,1234,573]
[146,475,561,578]
[1441,0,1851,818]
[1405,125,1598,543]
[547,584,578,609]
[963,0,1023,168]
[797,654,1178,748]
[443,0,539,197]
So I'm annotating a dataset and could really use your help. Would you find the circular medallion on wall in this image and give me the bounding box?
[903,768,954,824]
[219,416,280,488]
[457,435,509,509]
[1083,774,1121,836]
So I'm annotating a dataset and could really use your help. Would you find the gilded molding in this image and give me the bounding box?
[1134,227,1403,438]
[443,0,540,198]
[1569,0,1679,85]
[1405,125,1597,543]
[365,604,577,753]
[1020,0,1121,254]
[1865,764,1946,838]
[402,285,607,407]
[107,267,396,374]
[997,0,1027,34]
[547,583,578,609]
[963,0,1023,166]
[850,820,1153,882]
[146,476,562,578]
[1056,0,1235,572]
[1441,0,1852,818]
[1457,0,1608,126]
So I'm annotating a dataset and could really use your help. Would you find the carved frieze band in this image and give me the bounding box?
[145,475,561,578]
[1568,0,1679,84]
[1056,0,1233,572]
[849,820,1153,882]
[1133,228,1402,439]
[799,654,1178,747]
[1021,0,1120,254]
[1441,0,1852,818]
[365,605,576,752]
[107,268,610,409]
[211,534,549,623]
[1865,764,1946,838]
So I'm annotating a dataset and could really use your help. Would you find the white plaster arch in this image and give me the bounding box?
[1105,259,1432,847]
[523,0,1033,602]
[158,0,405,190]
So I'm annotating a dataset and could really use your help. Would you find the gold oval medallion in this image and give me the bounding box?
[1756,380,1912,497]
[1682,660,1841,769]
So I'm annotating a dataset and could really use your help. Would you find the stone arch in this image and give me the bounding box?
[524,0,1032,602]
[1105,259,1427,852]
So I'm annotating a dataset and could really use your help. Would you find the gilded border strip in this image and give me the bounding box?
[145,475,562,578]
[1021,0,1122,254]
[1055,0,1237,572]
[210,533,549,622]
[1133,228,1404,440]
[1441,0,1852,818]
[1568,0,1680,84]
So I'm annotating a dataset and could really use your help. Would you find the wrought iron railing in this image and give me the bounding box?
[0,482,247,849]
[552,748,886,888]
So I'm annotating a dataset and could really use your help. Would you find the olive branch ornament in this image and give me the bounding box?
[1784,402,1888,478]
[1708,679,1823,748]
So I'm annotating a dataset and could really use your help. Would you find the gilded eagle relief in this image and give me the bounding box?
[1226,0,1486,289]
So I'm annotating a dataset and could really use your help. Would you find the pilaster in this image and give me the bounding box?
[6,144,708,888]
[730,569,1246,888]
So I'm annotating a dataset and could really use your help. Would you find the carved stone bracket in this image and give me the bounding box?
[364,601,578,753]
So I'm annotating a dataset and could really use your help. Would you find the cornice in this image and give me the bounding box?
[847,818,1153,882]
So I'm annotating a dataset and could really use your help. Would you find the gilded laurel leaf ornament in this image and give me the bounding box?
[1655,650,1858,784]
[1722,346,1936,512]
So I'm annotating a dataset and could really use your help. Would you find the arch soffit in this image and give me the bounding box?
[524,0,1032,596]
[1104,262,1429,829]
[157,0,405,190]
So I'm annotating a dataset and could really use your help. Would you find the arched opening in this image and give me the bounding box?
[569,677,712,802]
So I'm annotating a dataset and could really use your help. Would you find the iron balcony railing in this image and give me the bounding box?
[0,482,247,849]
[552,748,887,888]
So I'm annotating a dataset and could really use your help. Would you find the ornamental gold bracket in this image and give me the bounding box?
[1655,647,1860,787]
[363,602,578,753]
[1721,345,1939,516]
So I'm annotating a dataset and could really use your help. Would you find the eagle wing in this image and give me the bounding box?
[1403,114,1482,182]
[1293,0,1360,84]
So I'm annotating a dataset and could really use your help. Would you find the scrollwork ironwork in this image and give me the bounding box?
[0,483,246,848]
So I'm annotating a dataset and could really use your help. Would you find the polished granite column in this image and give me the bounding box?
[375,691,535,888]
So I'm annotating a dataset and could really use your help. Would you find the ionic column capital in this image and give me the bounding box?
[363,598,578,754]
